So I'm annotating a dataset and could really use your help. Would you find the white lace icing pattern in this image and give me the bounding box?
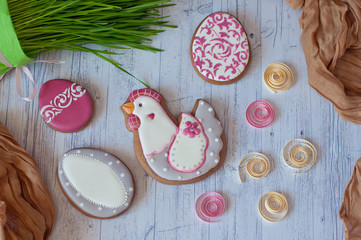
[40,83,87,123]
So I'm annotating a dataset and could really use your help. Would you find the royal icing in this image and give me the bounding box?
[168,113,208,173]
[191,12,250,82]
[39,79,93,132]
[123,89,224,183]
[145,100,223,181]
[132,96,178,157]
[58,148,134,219]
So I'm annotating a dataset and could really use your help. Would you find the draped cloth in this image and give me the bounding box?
[285,0,361,124]
[0,122,54,239]
[340,157,361,240]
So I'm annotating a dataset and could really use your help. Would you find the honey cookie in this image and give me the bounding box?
[39,79,93,132]
[121,88,227,185]
[191,12,251,85]
[57,148,135,219]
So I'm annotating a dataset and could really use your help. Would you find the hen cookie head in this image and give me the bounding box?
[121,88,162,130]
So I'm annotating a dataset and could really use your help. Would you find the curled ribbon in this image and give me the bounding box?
[259,192,288,222]
[239,152,270,182]
[0,50,64,101]
[282,138,317,174]
[264,62,294,93]
[246,100,275,128]
[195,192,225,223]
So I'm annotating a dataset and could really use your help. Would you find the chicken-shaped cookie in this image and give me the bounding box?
[121,88,226,185]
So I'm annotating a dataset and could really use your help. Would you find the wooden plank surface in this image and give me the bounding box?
[0,0,359,239]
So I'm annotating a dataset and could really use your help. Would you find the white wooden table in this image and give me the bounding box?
[0,0,359,239]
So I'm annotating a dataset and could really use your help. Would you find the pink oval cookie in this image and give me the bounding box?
[39,79,93,132]
[191,12,251,85]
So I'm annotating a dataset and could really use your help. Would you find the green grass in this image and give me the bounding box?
[8,0,176,86]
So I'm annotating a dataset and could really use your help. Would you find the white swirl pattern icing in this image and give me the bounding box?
[40,83,87,123]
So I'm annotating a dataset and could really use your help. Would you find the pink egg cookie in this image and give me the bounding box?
[39,79,93,132]
[191,12,251,85]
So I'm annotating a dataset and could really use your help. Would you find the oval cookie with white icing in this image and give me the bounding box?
[191,12,251,85]
[121,88,226,185]
[57,148,135,219]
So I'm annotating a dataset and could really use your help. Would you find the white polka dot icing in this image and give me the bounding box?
[168,113,208,172]
[142,99,224,182]
[121,88,225,184]
[58,148,135,219]
[191,12,250,83]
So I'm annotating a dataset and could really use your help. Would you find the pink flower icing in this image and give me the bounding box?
[182,121,201,138]
[192,12,250,81]
[39,79,93,132]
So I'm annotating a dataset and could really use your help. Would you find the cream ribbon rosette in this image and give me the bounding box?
[239,152,270,182]
[283,138,317,174]
[259,192,288,222]
[264,62,294,93]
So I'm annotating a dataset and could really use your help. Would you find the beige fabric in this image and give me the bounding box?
[0,122,54,240]
[285,0,361,124]
[339,157,361,240]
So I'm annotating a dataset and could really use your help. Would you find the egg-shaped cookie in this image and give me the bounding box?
[39,79,93,132]
[191,12,251,85]
[57,148,135,219]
